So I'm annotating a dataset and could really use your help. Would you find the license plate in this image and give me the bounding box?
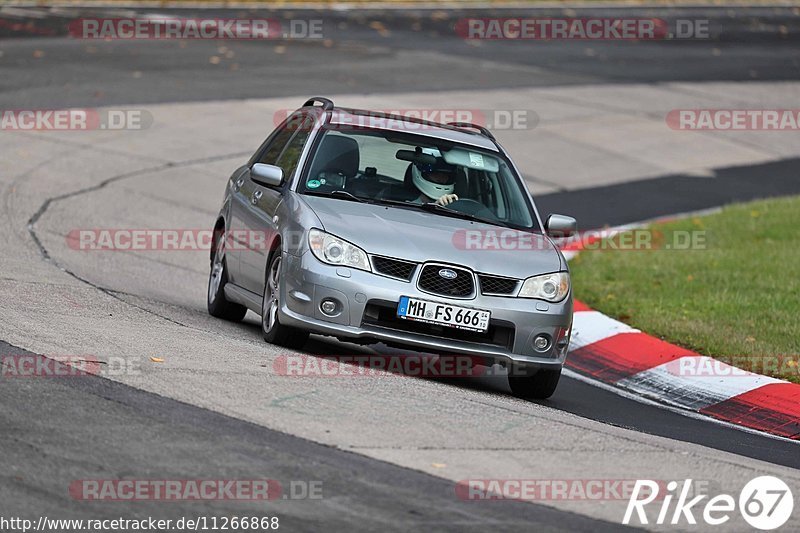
[396,296,491,333]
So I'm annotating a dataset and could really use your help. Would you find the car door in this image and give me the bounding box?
[238,114,315,296]
[228,118,298,290]
[225,120,295,287]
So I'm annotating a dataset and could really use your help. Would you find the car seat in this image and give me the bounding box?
[306,135,360,191]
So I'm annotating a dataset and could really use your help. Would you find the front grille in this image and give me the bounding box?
[479,274,520,295]
[372,256,417,281]
[362,300,515,351]
[417,264,475,298]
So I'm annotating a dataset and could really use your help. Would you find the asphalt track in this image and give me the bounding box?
[2,5,800,107]
[1,5,800,531]
[0,341,620,532]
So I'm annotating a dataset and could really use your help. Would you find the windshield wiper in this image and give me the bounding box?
[331,190,368,203]
[306,190,370,203]
[416,202,511,228]
[371,197,419,208]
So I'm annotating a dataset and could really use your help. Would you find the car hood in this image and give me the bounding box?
[301,195,562,278]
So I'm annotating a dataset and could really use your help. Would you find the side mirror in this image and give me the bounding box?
[251,163,283,187]
[545,214,577,238]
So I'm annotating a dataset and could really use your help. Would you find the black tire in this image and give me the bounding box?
[261,251,309,349]
[207,229,248,322]
[507,366,562,399]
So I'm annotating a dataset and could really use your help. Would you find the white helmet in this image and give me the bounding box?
[411,148,456,199]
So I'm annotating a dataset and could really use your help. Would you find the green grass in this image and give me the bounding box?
[570,195,800,383]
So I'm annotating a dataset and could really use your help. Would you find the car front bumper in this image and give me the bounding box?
[279,251,573,368]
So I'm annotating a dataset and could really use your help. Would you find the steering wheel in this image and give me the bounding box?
[446,198,497,220]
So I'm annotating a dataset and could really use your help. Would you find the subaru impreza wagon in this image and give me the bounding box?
[208,97,577,398]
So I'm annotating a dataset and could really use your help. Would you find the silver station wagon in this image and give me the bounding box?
[208,97,577,398]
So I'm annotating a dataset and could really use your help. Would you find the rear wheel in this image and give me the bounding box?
[507,365,561,399]
[262,251,309,349]
[207,229,247,322]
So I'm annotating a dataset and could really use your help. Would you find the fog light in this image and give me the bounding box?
[320,299,338,316]
[533,334,551,352]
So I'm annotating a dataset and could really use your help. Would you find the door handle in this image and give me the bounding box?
[234,177,245,191]
[251,190,263,204]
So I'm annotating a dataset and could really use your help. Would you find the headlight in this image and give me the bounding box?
[518,272,570,302]
[308,229,371,272]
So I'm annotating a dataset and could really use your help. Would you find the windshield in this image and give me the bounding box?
[299,128,537,230]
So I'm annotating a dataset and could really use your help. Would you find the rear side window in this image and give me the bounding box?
[259,127,294,165]
[274,116,314,180]
[257,114,311,165]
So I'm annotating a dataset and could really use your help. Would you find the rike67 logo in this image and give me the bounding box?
[624,476,794,530]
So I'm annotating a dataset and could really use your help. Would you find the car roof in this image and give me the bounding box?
[304,105,501,152]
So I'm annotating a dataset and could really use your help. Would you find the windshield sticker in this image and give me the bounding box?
[306,179,321,189]
[469,153,485,168]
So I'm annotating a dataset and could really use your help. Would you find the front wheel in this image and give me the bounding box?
[207,230,248,322]
[507,366,561,399]
[262,251,309,349]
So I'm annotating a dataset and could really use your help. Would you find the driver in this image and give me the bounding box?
[411,158,459,206]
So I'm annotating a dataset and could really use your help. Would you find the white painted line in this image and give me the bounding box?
[569,311,639,351]
[617,356,787,411]
[563,367,800,445]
